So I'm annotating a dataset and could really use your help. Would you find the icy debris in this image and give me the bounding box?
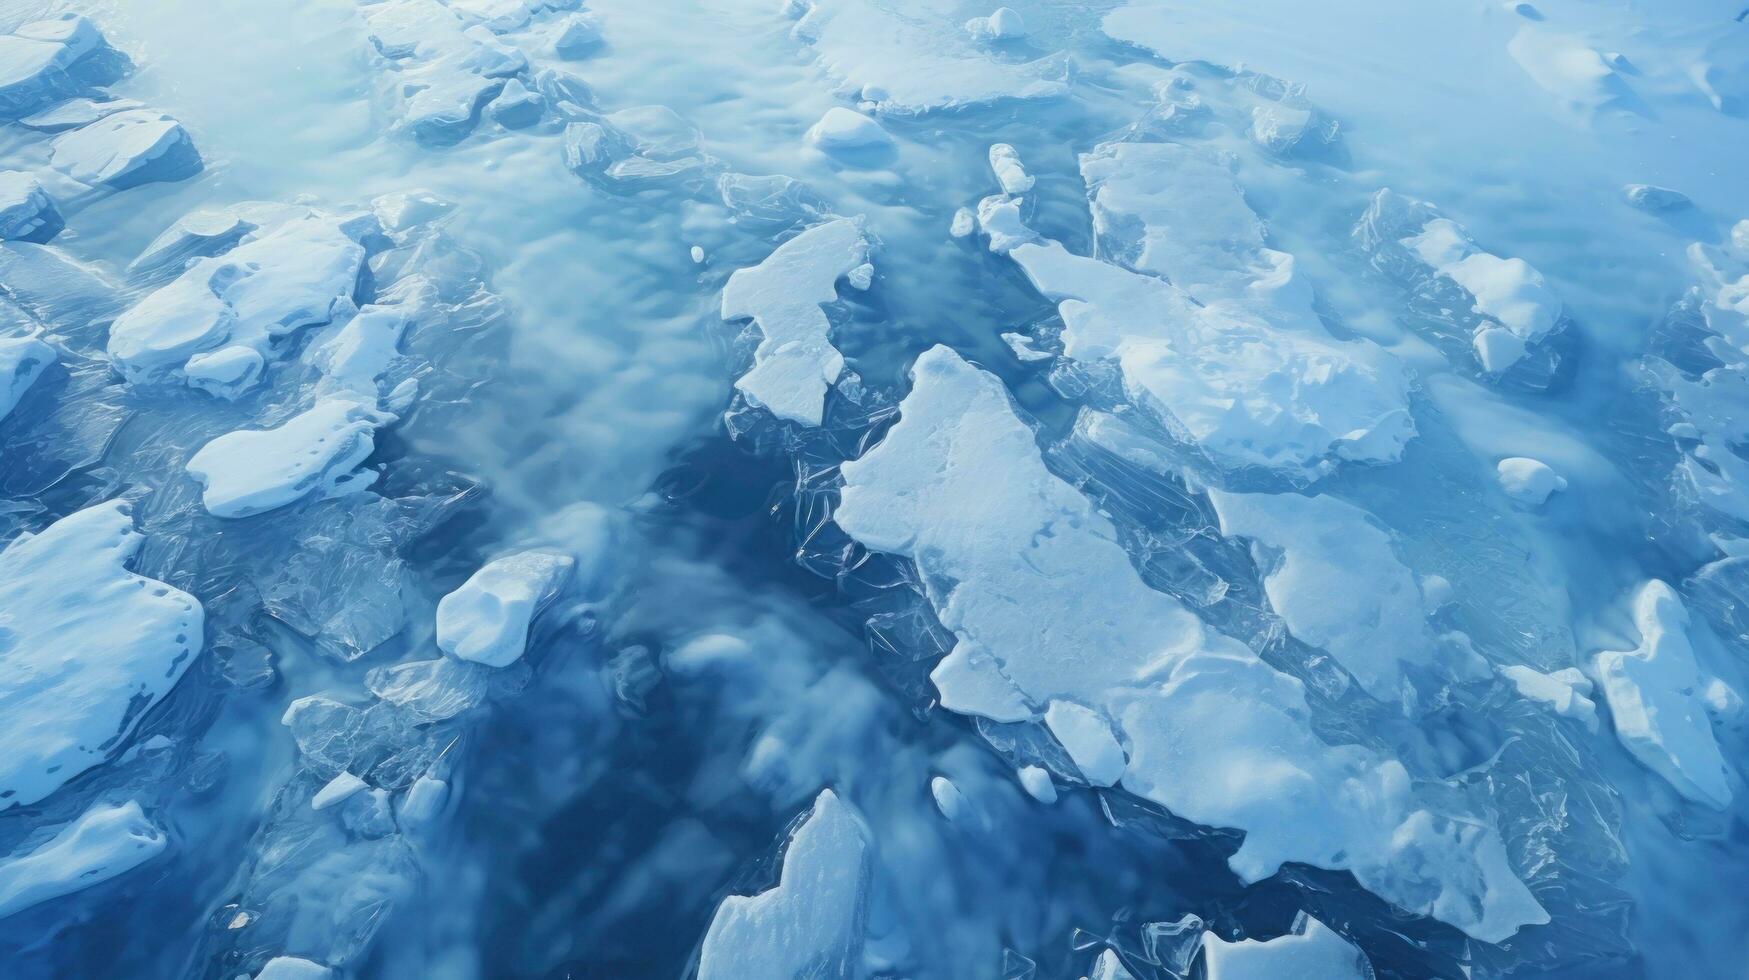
[109,208,374,393]
[787,0,1065,113]
[983,147,1414,479]
[1623,184,1691,213]
[1002,331,1051,362]
[721,218,869,426]
[1594,582,1734,809]
[564,105,709,189]
[835,346,1545,942]
[988,143,1033,195]
[1501,665,1598,731]
[447,0,535,33]
[950,206,975,238]
[1496,456,1567,507]
[690,245,705,264]
[0,801,166,919]
[398,775,448,826]
[697,789,872,980]
[1209,490,1435,702]
[0,334,54,422]
[1508,28,1629,111]
[48,108,200,190]
[0,15,110,118]
[1248,99,1335,156]
[965,8,1027,42]
[0,502,204,809]
[311,772,368,811]
[367,657,490,722]
[805,106,891,150]
[305,305,410,399]
[1017,765,1056,804]
[254,956,333,980]
[0,171,62,242]
[1201,914,1370,980]
[186,398,392,518]
[1043,700,1126,787]
[436,550,575,667]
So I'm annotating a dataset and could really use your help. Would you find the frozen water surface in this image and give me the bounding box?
[0,0,1746,978]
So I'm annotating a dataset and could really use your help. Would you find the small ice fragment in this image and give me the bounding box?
[965,7,1027,41]
[1496,456,1567,507]
[1018,765,1057,803]
[1087,948,1136,980]
[1202,914,1370,980]
[1405,214,1562,370]
[0,171,61,242]
[988,143,1034,195]
[186,398,393,518]
[1044,700,1127,787]
[311,772,367,811]
[0,801,166,920]
[48,108,201,189]
[847,261,874,290]
[553,12,603,58]
[437,550,576,667]
[1623,184,1691,213]
[1002,331,1052,362]
[930,775,966,822]
[1473,326,1528,373]
[950,206,975,238]
[1501,665,1598,731]
[487,77,544,128]
[255,957,334,980]
[1504,1,1542,19]
[398,775,449,825]
[0,334,55,422]
[805,107,891,150]
[690,245,705,264]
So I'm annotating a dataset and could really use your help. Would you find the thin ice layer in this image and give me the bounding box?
[0,502,205,808]
[0,801,166,919]
[185,398,393,518]
[1594,581,1734,809]
[697,788,872,980]
[721,218,867,426]
[834,346,1545,942]
[1209,489,1435,702]
[1202,914,1370,980]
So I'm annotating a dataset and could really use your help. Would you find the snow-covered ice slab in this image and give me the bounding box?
[0,801,166,919]
[0,501,204,809]
[1201,914,1370,980]
[1594,582,1734,809]
[185,397,393,518]
[721,218,868,426]
[48,107,200,190]
[0,171,62,243]
[1502,665,1598,732]
[253,957,333,980]
[696,788,872,980]
[0,334,55,423]
[787,0,1065,113]
[108,208,374,394]
[0,15,112,119]
[436,550,575,667]
[835,346,1545,942]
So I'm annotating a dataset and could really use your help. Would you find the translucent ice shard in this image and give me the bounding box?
[1594,581,1734,809]
[0,801,166,919]
[47,107,200,190]
[1201,914,1370,980]
[721,218,868,426]
[697,788,872,980]
[834,346,1545,942]
[185,398,393,518]
[436,550,575,667]
[0,501,204,809]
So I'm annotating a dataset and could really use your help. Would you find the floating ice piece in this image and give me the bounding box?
[311,772,368,811]
[109,210,373,391]
[1044,700,1127,787]
[1501,665,1598,731]
[1623,184,1691,213]
[0,334,55,422]
[1496,456,1567,507]
[0,15,109,118]
[0,502,204,809]
[398,775,448,826]
[835,346,1545,941]
[553,13,603,58]
[254,957,333,980]
[185,398,393,518]
[697,789,872,980]
[1086,948,1137,980]
[48,108,200,190]
[17,95,140,131]
[436,550,576,667]
[721,218,868,426]
[1209,490,1435,702]
[0,801,166,920]
[788,0,1065,113]
[1249,101,1333,156]
[1002,331,1051,362]
[1018,765,1056,803]
[1594,582,1733,809]
[950,206,975,238]
[930,775,966,822]
[1202,914,1370,980]
[965,8,1026,41]
[0,171,62,242]
[361,0,532,143]
[690,245,705,264]
[805,106,891,150]
[305,305,409,399]
[487,76,543,128]
[988,143,1032,194]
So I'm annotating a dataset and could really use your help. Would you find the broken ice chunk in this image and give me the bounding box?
[1501,665,1598,731]
[17,95,140,131]
[1594,582,1733,809]
[965,8,1027,41]
[1017,765,1057,804]
[1044,700,1127,787]
[988,142,1033,195]
[1086,948,1137,980]
[254,957,334,980]
[930,775,967,822]
[0,334,55,423]
[0,501,204,809]
[486,77,543,128]
[697,789,872,980]
[311,772,368,811]
[398,775,448,826]
[49,109,201,189]
[0,801,166,919]
[436,550,575,667]
[721,218,869,426]
[1496,456,1567,507]
[0,15,110,119]
[1201,914,1370,980]
[1623,184,1691,213]
[690,245,705,264]
[0,171,62,242]
[185,398,393,518]
[805,106,891,150]
[305,305,409,398]
[553,13,603,58]
[950,206,975,238]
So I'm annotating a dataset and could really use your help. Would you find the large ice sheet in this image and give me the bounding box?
[835,346,1544,942]
[0,801,166,919]
[0,501,204,808]
[696,788,872,980]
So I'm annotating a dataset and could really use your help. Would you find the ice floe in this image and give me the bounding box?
[1201,913,1370,980]
[806,106,890,150]
[185,398,393,518]
[0,15,114,119]
[0,801,165,920]
[1501,665,1598,732]
[47,107,199,190]
[436,550,575,667]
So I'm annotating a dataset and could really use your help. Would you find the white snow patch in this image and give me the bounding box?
[1401,209,1563,373]
[255,957,334,980]
[436,550,575,667]
[805,106,890,149]
[0,801,166,920]
[1202,914,1370,980]
[1501,665,1598,731]
[186,398,392,518]
[0,334,54,423]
